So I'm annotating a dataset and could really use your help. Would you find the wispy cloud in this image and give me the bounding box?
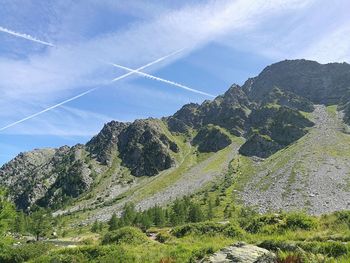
[0,48,183,132]
[1,106,113,137]
[0,26,55,47]
[110,62,215,98]
[0,0,317,136]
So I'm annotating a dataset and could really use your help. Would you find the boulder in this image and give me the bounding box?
[201,242,276,263]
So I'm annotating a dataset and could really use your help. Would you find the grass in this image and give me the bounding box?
[202,145,233,173]
[6,210,350,263]
[326,105,338,118]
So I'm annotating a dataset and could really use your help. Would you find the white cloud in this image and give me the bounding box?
[0,0,316,134]
[300,25,350,63]
[0,26,55,46]
[1,106,114,137]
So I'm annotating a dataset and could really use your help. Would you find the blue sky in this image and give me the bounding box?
[0,0,350,165]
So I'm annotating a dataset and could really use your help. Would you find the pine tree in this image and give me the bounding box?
[139,212,152,230]
[14,211,26,234]
[154,206,166,227]
[0,189,16,235]
[215,196,221,206]
[91,220,99,233]
[207,198,214,220]
[121,203,136,226]
[108,213,119,231]
[29,208,53,241]
[224,204,232,219]
[170,199,186,226]
[188,203,204,223]
[98,222,104,232]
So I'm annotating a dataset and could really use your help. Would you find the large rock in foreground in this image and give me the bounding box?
[201,242,276,263]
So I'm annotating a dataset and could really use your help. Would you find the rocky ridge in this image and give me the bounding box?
[1,59,350,217]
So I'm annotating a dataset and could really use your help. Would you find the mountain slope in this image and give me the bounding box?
[236,105,350,215]
[1,59,350,221]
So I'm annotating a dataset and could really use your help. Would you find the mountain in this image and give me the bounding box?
[1,59,350,221]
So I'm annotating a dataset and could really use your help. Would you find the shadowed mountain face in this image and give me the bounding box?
[243,59,350,105]
[1,59,350,214]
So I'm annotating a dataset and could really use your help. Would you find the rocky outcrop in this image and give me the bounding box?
[118,119,178,176]
[261,87,314,112]
[168,85,250,136]
[243,59,350,105]
[192,125,232,152]
[239,133,281,158]
[0,145,94,210]
[201,242,276,263]
[239,106,314,158]
[86,121,129,165]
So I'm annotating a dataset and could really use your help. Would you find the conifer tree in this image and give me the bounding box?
[154,206,166,227]
[91,220,99,233]
[188,203,204,223]
[170,199,186,226]
[14,211,26,234]
[108,213,119,231]
[29,208,53,241]
[207,198,214,220]
[0,189,15,235]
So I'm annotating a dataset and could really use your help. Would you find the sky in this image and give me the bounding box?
[0,0,350,165]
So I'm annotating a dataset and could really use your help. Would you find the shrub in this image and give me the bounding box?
[102,226,148,245]
[156,232,172,243]
[0,242,54,263]
[35,246,137,263]
[334,211,350,228]
[171,221,243,238]
[283,212,316,231]
[244,212,316,234]
[300,241,349,258]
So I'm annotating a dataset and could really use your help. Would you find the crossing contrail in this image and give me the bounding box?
[0,49,184,131]
[0,26,55,47]
[110,63,215,98]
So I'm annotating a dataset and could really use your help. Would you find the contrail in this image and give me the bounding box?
[110,63,215,98]
[0,49,183,131]
[0,26,54,47]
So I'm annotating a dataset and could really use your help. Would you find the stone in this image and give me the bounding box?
[201,242,276,263]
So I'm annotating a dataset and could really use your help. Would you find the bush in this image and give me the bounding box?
[156,232,172,243]
[244,212,316,234]
[334,211,350,228]
[283,212,316,231]
[260,240,349,258]
[171,221,243,238]
[300,241,349,258]
[34,246,119,263]
[102,227,148,245]
[0,242,54,263]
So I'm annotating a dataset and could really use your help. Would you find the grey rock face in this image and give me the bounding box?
[239,106,314,158]
[192,125,232,152]
[118,119,178,176]
[243,59,350,105]
[86,121,129,165]
[261,87,314,112]
[168,85,250,136]
[0,145,94,210]
[239,133,282,158]
[201,242,276,263]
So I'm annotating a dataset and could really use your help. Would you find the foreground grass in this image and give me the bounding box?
[3,210,350,263]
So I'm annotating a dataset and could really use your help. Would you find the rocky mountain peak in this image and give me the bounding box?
[244,59,350,105]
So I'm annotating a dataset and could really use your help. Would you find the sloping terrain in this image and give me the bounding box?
[237,105,350,215]
[1,59,350,221]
